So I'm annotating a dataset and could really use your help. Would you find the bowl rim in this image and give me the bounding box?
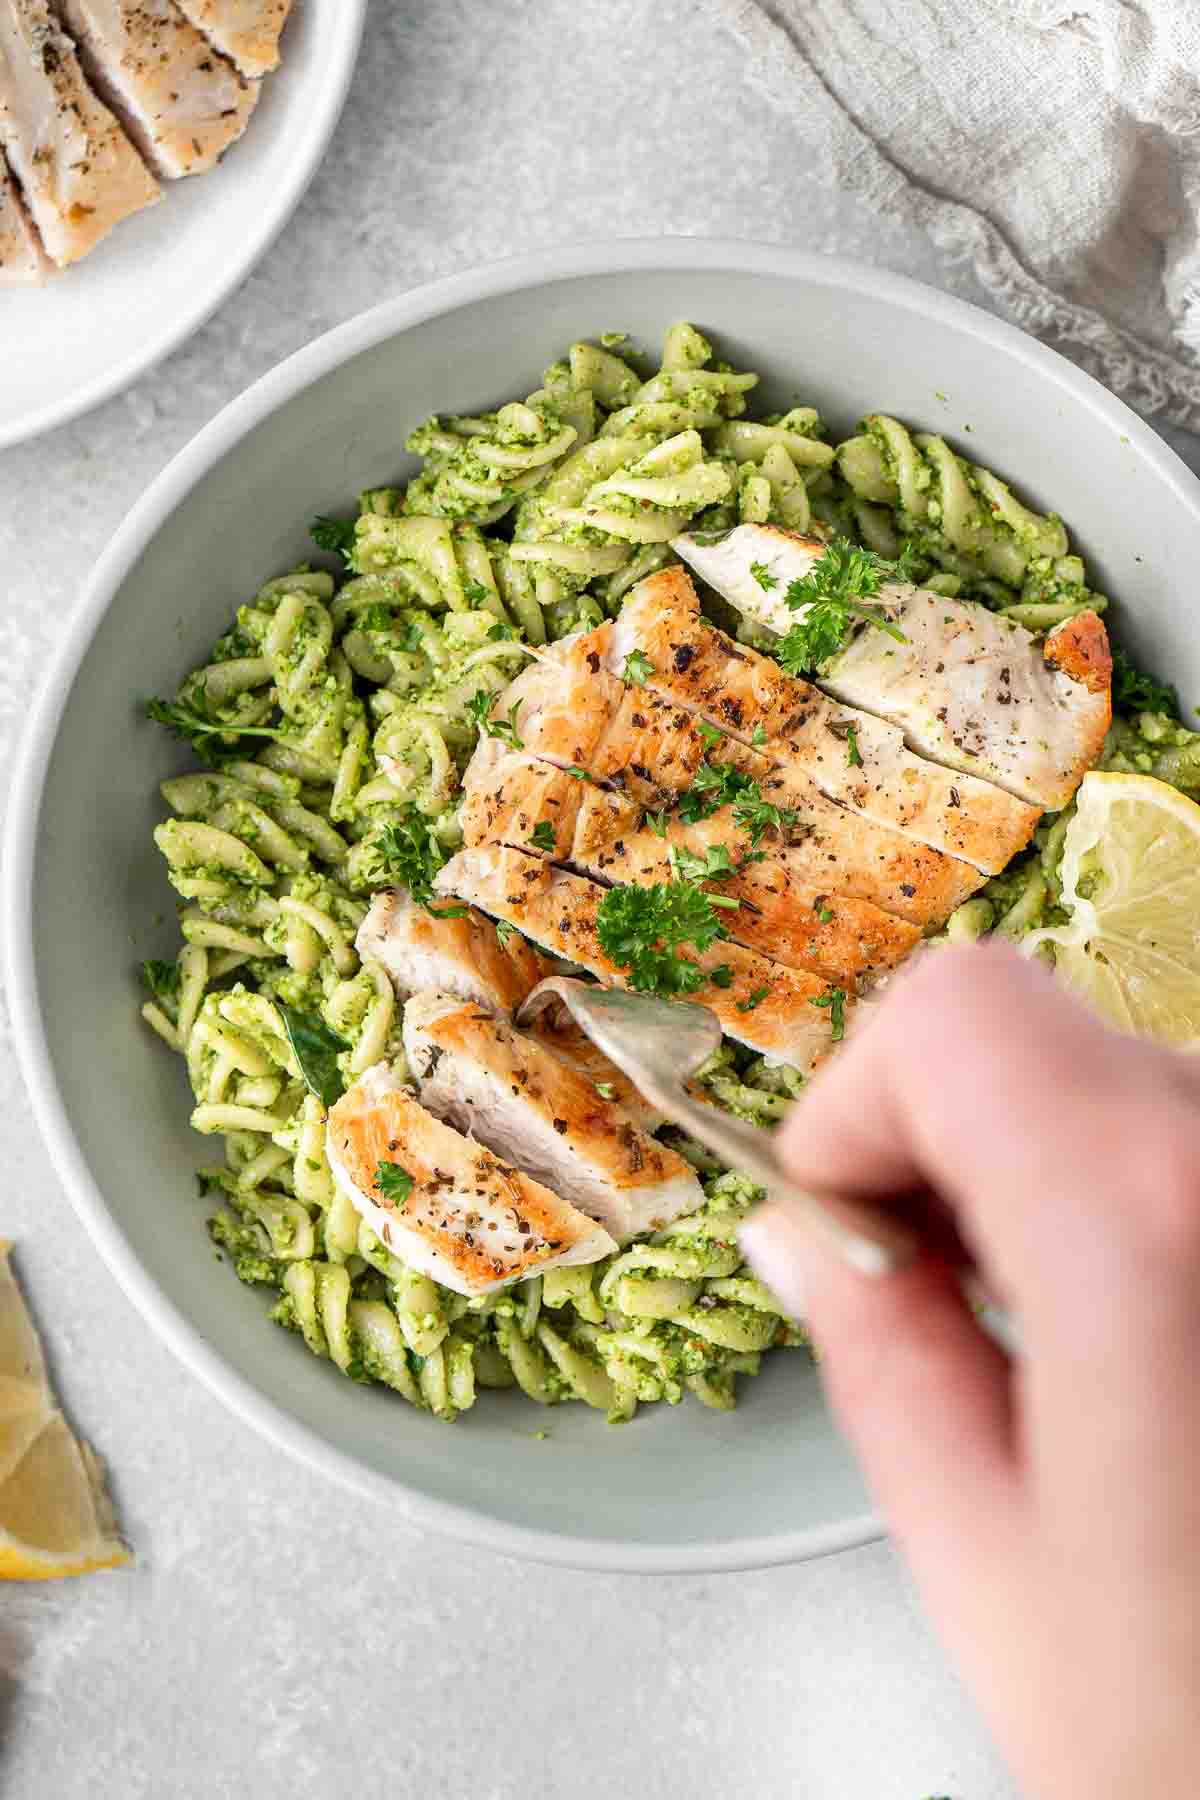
[0,0,368,452]
[7,236,1200,1573]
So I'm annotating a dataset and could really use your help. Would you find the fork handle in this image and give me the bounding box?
[646,1079,921,1278]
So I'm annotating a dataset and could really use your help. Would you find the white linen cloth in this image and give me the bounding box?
[714,0,1200,430]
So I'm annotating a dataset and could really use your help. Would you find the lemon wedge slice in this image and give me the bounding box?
[0,1241,129,1580]
[1024,772,1200,1045]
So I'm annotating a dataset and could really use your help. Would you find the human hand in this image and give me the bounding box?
[740,944,1200,1800]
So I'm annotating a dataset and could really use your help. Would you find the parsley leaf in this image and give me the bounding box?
[736,985,771,1013]
[732,792,797,848]
[462,578,493,606]
[377,812,450,907]
[529,820,557,853]
[144,696,286,764]
[310,515,357,561]
[622,649,655,686]
[488,618,518,641]
[751,723,768,746]
[595,880,727,997]
[814,898,834,924]
[278,1005,349,1108]
[1111,646,1180,720]
[809,986,847,1041]
[775,537,909,676]
[375,1161,414,1207]
[493,919,516,949]
[467,688,524,749]
[750,560,778,592]
[677,759,755,824]
[696,718,725,746]
[709,964,734,988]
[845,724,863,767]
[141,959,180,1003]
[565,766,592,782]
[668,842,738,889]
[646,809,671,837]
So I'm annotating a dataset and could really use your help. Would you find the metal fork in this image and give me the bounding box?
[517,976,919,1277]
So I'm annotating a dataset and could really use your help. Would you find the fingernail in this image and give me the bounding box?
[739,1206,809,1318]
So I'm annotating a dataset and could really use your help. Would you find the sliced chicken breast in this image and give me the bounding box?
[606,567,1040,875]
[435,846,851,1071]
[56,0,258,179]
[676,523,1112,811]
[523,1000,665,1134]
[403,994,703,1242]
[173,0,290,77]
[0,0,159,265]
[355,888,552,1016]
[326,1061,615,1298]
[460,745,590,859]
[577,807,922,985]
[0,145,47,280]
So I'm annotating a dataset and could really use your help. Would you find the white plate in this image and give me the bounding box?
[7,241,1200,1572]
[0,0,365,450]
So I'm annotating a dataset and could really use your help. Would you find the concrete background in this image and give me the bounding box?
[3,4,1197,1796]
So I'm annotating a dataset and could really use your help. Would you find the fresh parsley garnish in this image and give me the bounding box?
[709,965,734,989]
[809,986,847,1041]
[677,760,755,824]
[399,620,426,652]
[750,561,777,592]
[622,648,655,687]
[467,688,524,749]
[310,515,357,561]
[696,719,725,746]
[488,618,518,640]
[736,985,771,1013]
[529,820,557,853]
[426,902,469,919]
[140,959,180,1003]
[493,919,516,948]
[565,766,592,782]
[646,809,670,837]
[775,538,909,676]
[462,578,492,606]
[814,898,834,924]
[593,1081,615,1100]
[732,792,797,848]
[144,696,286,763]
[278,1005,349,1108]
[377,812,450,907]
[845,724,862,768]
[1111,646,1180,719]
[667,843,740,893]
[595,880,727,997]
[375,1161,414,1207]
[751,723,768,745]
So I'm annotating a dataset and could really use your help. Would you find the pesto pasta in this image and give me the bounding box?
[141,323,1199,1424]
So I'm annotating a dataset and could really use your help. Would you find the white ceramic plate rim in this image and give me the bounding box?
[8,237,1200,1573]
[0,0,367,452]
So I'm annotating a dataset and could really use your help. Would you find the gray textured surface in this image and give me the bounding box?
[2,5,1198,1798]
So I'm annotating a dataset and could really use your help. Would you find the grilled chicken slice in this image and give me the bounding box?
[522,1000,665,1133]
[0,145,47,279]
[356,887,552,1016]
[403,994,702,1242]
[173,0,290,76]
[435,846,850,1071]
[326,1062,616,1298]
[606,568,1040,875]
[675,523,1112,811]
[460,743,592,859]
[577,807,921,985]
[56,0,258,179]
[0,0,159,265]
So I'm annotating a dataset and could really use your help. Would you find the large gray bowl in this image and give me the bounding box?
[7,240,1200,1572]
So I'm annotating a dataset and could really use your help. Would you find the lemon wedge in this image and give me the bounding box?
[0,1241,130,1580]
[1024,772,1200,1045]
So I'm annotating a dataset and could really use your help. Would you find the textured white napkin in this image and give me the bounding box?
[715,0,1200,431]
